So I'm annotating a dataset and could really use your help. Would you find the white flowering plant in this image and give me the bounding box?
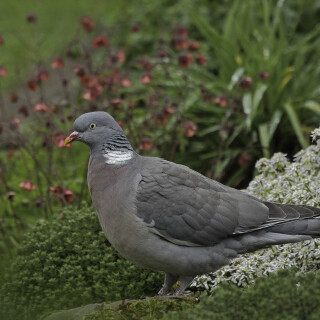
[191,127,320,294]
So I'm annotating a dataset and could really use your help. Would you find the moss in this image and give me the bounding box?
[0,205,162,320]
[165,270,320,320]
[84,297,197,320]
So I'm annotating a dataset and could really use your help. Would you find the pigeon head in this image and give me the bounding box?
[64,111,129,156]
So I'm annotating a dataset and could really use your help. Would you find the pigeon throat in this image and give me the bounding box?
[101,134,134,165]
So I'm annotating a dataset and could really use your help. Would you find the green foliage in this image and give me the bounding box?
[186,0,320,180]
[0,205,162,320]
[165,270,320,320]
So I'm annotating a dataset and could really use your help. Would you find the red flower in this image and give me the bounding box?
[37,69,49,81]
[139,137,153,150]
[51,57,64,69]
[188,42,200,51]
[92,35,108,48]
[20,180,36,191]
[183,120,197,137]
[121,77,132,87]
[137,57,153,71]
[74,66,85,77]
[163,105,174,116]
[117,121,124,129]
[50,186,74,203]
[156,106,174,125]
[10,118,20,130]
[157,50,169,58]
[80,74,99,88]
[239,77,253,90]
[0,67,8,77]
[140,73,152,84]
[173,26,188,39]
[113,49,126,64]
[7,149,14,159]
[131,23,140,33]
[79,16,94,32]
[33,102,48,112]
[173,26,189,50]
[195,55,207,66]
[9,92,18,103]
[52,130,71,148]
[178,53,192,67]
[18,105,29,117]
[238,151,252,167]
[259,70,269,80]
[26,79,38,91]
[0,36,4,46]
[82,84,103,101]
[64,190,74,203]
[0,123,2,135]
[111,98,123,108]
[214,95,228,107]
[26,13,37,23]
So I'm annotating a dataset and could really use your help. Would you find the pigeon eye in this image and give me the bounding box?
[89,123,96,130]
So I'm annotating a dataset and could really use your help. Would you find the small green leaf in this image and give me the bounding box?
[284,103,308,148]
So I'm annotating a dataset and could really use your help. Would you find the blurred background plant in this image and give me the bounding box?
[0,0,320,317]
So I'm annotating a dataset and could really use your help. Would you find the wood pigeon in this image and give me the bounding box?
[65,111,320,295]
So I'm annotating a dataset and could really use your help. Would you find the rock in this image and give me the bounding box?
[42,296,198,320]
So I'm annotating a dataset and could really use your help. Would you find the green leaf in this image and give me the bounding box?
[284,103,308,148]
[258,124,270,158]
[303,101,320,115]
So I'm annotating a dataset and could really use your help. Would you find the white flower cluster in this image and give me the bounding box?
[191,127,320,294]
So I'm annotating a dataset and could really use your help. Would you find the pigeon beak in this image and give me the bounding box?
[64,131,79,146]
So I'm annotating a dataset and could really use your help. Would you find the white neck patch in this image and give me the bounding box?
[103,150,133,165]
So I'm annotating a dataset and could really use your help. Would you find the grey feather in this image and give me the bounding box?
[68,111,320,296]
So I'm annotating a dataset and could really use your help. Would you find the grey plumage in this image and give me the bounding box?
[65,111,320,295]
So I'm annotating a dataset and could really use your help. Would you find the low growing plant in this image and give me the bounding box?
[0,205,162,320]
[191,127,320,293]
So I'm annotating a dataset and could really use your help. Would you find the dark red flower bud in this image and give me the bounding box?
[9,92,18,103]
[183,120,197,137]
[10,118,20,130]
[239,77,253,90]
[131,23,140,33]
[178,53,192,67]
[238,151,252,167]
[259,70,269,80]
[139,137,153,150]
[51,57,64,69]
[74,66,85,77]
[214,95,228,107]
[92,35,108,48]
[188,42,200,51]
[195,55,207,66]
[79,16,94,32]
[37,69,49,81]
[26,13,37,23]
[18,105,29,117]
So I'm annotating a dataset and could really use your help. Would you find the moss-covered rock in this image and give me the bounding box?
[42,297,197,320]
[0,205,162,320]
